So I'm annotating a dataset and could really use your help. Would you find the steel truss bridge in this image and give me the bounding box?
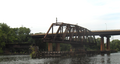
[32,22,97,46]
[32,22,120,51]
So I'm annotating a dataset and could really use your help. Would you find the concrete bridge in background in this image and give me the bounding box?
[92,30,120,51]
[32,22,120,52]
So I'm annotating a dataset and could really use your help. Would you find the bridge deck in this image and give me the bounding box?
[92,30,120,35]
[31,29,120,38]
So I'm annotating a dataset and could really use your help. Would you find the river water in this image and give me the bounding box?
[0,52,120,64]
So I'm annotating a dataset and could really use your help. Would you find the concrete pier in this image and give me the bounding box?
[100,36,104,51]
[106,36,111,51]
[48,43,53,51]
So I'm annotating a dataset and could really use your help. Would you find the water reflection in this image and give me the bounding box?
[101,54,105,64]
[101,54,111,64]
[0,53,120,64]
[71,57,91,64]
[89,54,111,64]
[0,55,30,64]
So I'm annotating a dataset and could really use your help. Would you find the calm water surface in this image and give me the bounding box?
[0,52,120,64]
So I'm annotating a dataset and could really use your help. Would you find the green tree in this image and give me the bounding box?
[12,27,31,43]
[84,38,100,51]
[0,23,17,53]
[18,27,30,43]
[60,43,71,51]
[96,38,101,50]
[0,29,6,53]
[0,23,17,44]
[110,39,120,51]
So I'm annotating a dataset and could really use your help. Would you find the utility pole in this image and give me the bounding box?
[56,17,57,23]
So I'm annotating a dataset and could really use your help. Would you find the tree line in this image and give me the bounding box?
[0,23,120,54]
[0,23,71,54]
[85,38,120,51]
[0,23,31,53]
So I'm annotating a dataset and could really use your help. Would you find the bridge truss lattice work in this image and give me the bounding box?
[43,23,97,45]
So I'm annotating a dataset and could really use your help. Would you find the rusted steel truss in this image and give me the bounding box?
[43,23,96,45]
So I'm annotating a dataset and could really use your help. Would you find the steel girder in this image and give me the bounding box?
[43,23,96,45]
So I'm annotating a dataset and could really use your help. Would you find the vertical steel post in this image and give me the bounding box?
[52,25,53,38]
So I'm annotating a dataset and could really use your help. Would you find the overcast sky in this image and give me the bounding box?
[0,0,120,40]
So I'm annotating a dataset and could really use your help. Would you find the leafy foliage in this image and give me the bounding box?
[60,43,71,51]
[0,23,31,54]
[13,27,31,43]
[110,39,120,51]
[84,38,100,51]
